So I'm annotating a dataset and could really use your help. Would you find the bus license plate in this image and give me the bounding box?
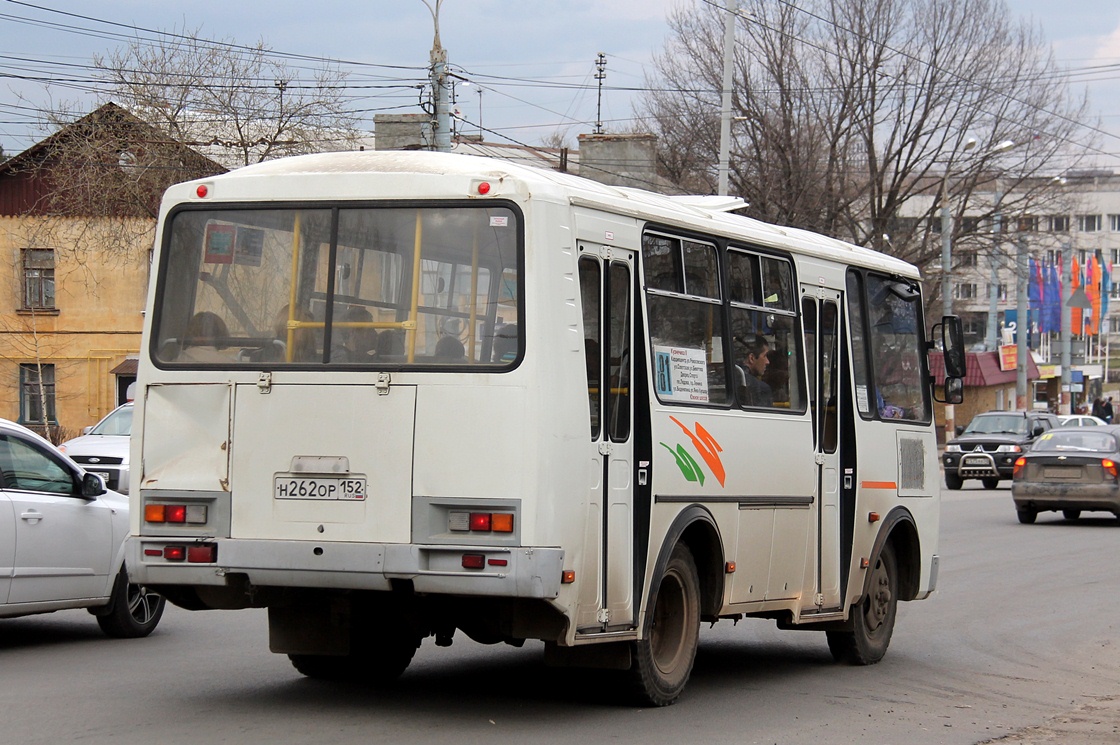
[274,476,367,501]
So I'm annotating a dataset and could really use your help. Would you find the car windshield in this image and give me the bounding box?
[963,415,1028,435]
[1032,430,1118,453]
[89,406,132,436]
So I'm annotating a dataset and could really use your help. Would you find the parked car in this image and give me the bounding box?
[942,410,1062,490]
[1058,414,1108,427]
[1011,426,1120,523]
[59,402,132,494]
[0,417,164,637]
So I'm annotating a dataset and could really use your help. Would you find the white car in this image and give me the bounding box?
[0,418,164,637]
[1058,414,1108,427]
[59,403,132,494]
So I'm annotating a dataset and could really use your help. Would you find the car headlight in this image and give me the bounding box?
[995,444,1022,453]
[945,444,962,452]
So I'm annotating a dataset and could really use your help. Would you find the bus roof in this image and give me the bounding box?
[165,150,920,280]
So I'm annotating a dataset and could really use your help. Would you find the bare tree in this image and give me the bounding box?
[93,26,362,169]
[637,0,1093,282]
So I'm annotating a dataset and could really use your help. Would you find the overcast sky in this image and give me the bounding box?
[1,0,1118,168]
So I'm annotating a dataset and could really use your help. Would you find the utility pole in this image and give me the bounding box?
[717,0,737,196]
[423,0,452,151]
[593,53,606,135]
[1016,235,1029,409]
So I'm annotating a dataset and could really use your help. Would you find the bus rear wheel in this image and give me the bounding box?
[289,610,423,684]
[627,542,700,706]
[827,542,897,665]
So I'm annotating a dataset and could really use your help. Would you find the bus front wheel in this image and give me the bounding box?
[827,542,897,665]
[628,542,701,706]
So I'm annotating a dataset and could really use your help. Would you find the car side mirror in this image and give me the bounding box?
[1031,426,1045,437]
[955,425,964,436]
[82,425,93,435]
[82,472,107,498]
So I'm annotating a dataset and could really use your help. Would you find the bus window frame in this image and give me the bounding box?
[148,199,526,373]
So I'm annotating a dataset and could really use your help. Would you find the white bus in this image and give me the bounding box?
[127,151,965,705]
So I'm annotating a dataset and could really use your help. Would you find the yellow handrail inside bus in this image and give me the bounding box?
[407,209,423,363]
[286,211,302,362]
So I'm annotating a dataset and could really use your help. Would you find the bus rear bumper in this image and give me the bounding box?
[126,538,564,599]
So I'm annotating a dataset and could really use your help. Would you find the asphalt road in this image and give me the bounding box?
[2,482,1118,745]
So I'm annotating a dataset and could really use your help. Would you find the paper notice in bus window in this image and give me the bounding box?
[203,222,235,264]
[856,384,870,414]
[653,345,710,403]
[234,227,264,267]
[490,215,508,227]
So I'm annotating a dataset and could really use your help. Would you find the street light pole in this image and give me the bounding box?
[1016,235,1029,409]
[717,0,737,196]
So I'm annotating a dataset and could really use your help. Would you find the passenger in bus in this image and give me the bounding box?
[376,329,405,359]
[736,334,773,407]
[492,324,518,363]
[434,335,466,362]
[266,305,317,363]
[332,306,378,363]
[178,311,231,363]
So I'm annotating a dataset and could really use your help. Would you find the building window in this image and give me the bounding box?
[955,282,978,300]
[961,217,980,233]
[1110,215,1120,232]
[986,283,1008,301]
[1017,216,1039,232]
[19,363,56,425]
[1048,215,1070,232]
[957,250,978,268]
[22,248,55,310]
[1078,214,1101,232]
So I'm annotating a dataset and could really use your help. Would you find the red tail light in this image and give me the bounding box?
[1102,459,1118,479]
[1013,456,1027,479]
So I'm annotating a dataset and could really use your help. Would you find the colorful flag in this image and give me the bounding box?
[1071,254,1082,332]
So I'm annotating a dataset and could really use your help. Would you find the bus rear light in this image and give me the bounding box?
[196,184,209,198]
[868,512,881,523]
[450,511,515,533]
[461,553,486,569]
[561,570,576,584]
[143,548,162,557]
[164,546,186,561]
[487,558,508,567]
[725,561,736,574]
[145,503,208,524]
[187,544,218,563]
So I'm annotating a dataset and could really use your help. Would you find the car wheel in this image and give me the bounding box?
[1016,508,1037,524]
[627,542,701,706]
[982,477,1000,490]
[1062,509,1081,520]
[945,473,963,490]
[96,567,166,638]
[827,542,898,665]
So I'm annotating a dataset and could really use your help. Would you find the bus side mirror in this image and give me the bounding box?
[939,315,966,378]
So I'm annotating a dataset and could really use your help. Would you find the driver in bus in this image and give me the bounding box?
[737,334,773,407]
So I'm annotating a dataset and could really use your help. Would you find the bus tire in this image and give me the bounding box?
[627,542,700,706]
[944,473,963,490]
[826,542,897,666]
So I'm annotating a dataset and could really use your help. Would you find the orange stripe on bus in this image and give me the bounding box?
[861,481,897,490]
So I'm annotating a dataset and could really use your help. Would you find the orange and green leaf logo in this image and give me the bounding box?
[660,416,726,487]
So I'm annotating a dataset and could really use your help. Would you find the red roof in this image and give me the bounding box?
[928,351,1039,387]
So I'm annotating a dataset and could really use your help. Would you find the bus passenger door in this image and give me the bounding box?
[801,288,843,611]
[577,246,636,631]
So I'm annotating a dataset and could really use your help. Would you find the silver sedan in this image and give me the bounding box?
[1011,426,1120,523]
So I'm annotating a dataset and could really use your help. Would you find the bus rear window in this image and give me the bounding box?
[152,205,521,368]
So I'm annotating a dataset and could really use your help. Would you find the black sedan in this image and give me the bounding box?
[1011,426,1120,524]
